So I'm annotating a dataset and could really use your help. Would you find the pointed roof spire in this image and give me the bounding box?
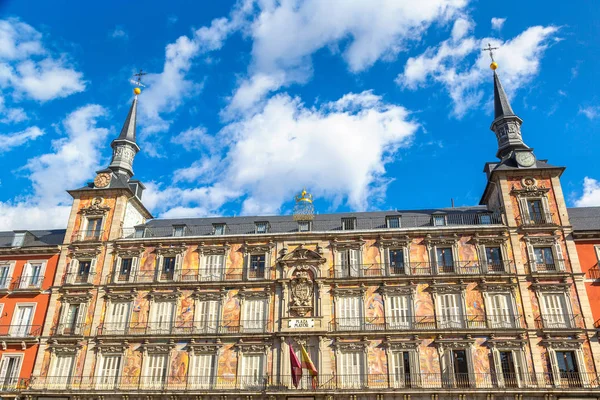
[108,92,141,178]
[493,70,515,119]
[112,96,140,151]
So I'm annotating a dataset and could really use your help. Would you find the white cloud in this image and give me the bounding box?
[0,126,44,154]
[0,104,109,229]
[397,25,559,116]
[579,105,600,120]
[491,17,506,31]
[148,90,419,217]
[0,18,45,60]
[452,18,472,41]
[227,0,468,116]
[0,95,27,123]
[11,58,85,101]
[111,27,128,40]
[171,126,215,151]
[574,177,600,207]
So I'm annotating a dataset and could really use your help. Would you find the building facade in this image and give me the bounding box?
[18,69,600,400]
[0,229,64,396]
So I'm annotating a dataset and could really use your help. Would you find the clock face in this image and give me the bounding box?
[515,151,536,167]
[94,173,111,188]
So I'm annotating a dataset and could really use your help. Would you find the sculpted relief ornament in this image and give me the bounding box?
[290,270,314,317]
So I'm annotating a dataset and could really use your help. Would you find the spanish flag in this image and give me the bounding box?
[300,344,318,389]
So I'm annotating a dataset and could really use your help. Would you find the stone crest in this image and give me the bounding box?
[290,270,314,317]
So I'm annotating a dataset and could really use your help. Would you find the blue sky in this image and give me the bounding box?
[0,0,599,229]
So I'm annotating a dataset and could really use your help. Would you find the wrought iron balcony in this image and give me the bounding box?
[531,260,566,273]
[96,320,271,336]
[587,267,600,280]
[105,268,265,284]
[29,372,600,391]
[331,260,514,278]
[10,275,43,291]
[51,323,86,336]
[329,315,520,332]
[0,324,42,337]
[516,212,556,226]
[71,229,104,242]
[0,378,29,392]
[64,272,95,285]
[535,314,583,330]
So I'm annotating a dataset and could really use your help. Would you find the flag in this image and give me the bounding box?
[300,344,318,389]
[289,343,302,388]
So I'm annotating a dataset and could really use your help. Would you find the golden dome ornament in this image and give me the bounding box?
[133,87,142,95]
[293,188,315,221]
[490,61,498,70]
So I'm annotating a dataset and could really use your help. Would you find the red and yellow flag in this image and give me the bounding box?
[300,344,318,388]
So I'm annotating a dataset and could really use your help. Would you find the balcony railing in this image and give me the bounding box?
[64,272,95,285]
[97,320,271,336]
[10,275,43,291]
[535,314,583,330]
[51,323,86,336]
[71,230,104,242]
[532,261,566,273]
[0,378,29,392]
[106,268,263,284]
[121,212,504,239]
[0,324,42,337]
[517,212,556,226]
[29,372,600,391]
[587,268,600,280]
[331,261,514,278]
[329,315,521,332]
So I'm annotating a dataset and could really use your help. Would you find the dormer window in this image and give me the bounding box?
[255,222,269,234]
[173,225,186,237]
[134,227,145,238]
[386,216,401,229]
[11,232,26,247]
[342,218,356,230]
[298,221,311,232]
[478,213,492,225]
[213,223,226,235]
[432,215,447,226]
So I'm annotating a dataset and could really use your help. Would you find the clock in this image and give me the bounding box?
[94,173,111,188]
[515,151,536,167]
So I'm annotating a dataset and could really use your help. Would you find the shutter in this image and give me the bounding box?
[465,346,475,387]
[409,351,420,386]
[441,350,454,386]
[393,352,404,387]
[541,197,551,221]
[264,250,271,280]
[114,257,122,282]
[111,303,130,333]
[517,350,529,386]
[89,258,97,283]
[526,243,536,272]
[350,250,360,277]
[130,257,138,282]
[0,357,9,383]
[174,254,182,281]
[75,303,86,334]
[390,296,410,328]
[491,348,504,387]
[518,198,530,224]
[403,248,410,275]
[554,243,565,271]
[383,248,389,275]
[57,303,68,334]
[39,262,47,287]
[336,251,343,278]
[548,349,561,387]
[575,349,589,386]
[21,263,31,288]
[512,350,523,387]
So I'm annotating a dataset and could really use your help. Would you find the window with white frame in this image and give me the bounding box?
[143,353,168,388]
[49,354,74,387]
[240,353,264,389]
[595,246,600,264]
[134,227,145,238]
[59,303,86,335]
[387,295,412,329]
[437,293,464,329]
[84,217,103,240]
[341,218,356,230]
[386,216,401,229]
[525,237,565,273]
[254,221,269,234]
[96,354,122,389]
[242,299,266,333]
[195,299,219,333]
[440,347,474,388]
[188,352,215,389]
[540,293,571,329]
[390,350,419,388]
[21,261,45,288]
[0,354,22,388]
[387,248,408,275]
[11,232,25,248]
[149,301,175,334]
[485,293,516,329]
[213,223,226,235]
[336,295,362,331]
[159,256,177,281]
[114,256,138,283]
[548,345,588,388]
[491,347,527,388]
[433,215,447,226]
[10,304,34,336]
[298,220,311,232]
[0,262,14,290]
[435,247,455,274]
[106,302,131,334]
[173,225,185,237]
[336,248,361,278]
[200,254,224,281]
[338,350,364,388]
[67,257,96,285]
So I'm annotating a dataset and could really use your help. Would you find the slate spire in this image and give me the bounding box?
[493,70,515,119]
[108,95,141,178]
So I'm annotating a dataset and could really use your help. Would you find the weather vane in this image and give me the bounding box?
[482,43,499,70]
[129,69,147,95]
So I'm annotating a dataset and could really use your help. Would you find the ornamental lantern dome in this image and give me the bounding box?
[293,189,314,221]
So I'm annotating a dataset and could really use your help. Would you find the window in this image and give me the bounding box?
[11,305,33,336]
[134,227,145,238]
[527,199,544,223]
[386,216,401,229]
[241,354,264,389]
[61,303,85,335]
[213,223,225,235]
[255,222,269,234]
[554,351,581,387]
[0,263,14,290]
[160,257,176,281]
[391,351,419,388]
[337,249,360,277]
[75,260,92,284]
[248,254,266,279]
[337,296,362,331]
[189,353,214,389]
[485,247,504,273]
[21,262,44,288]
[243,299,266,333]
[338,351,364,388]
[341,218,356,230]
[201,255,224,281]
[49,355,74,388]
[173,225,185,237]
[387,295,411,329]
[436,248,455,274]
[144,354,168,388]
[388,249,405,275]
[298,221,311,232]
[0,355,22,389]
[97,355,121,389]
[479,214,492,224]
[452,350,470,388]
[486,293,515,328]
[150,302,175,334]
[117,258,134,282]
[85,217,103,240]
[534,247,555,271]
[541,293,569,328]
[437,293,463,329]
[106,302,131,335]
[433,215,447,226]
[493,350,524,388]
[11,232,25,247]
[196,300,219,333]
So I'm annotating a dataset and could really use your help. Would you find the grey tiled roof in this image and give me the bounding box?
[0,230,66,248]
[568,207,600,231]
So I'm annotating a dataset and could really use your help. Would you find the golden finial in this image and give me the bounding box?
[295,188,313,204]
[482,43,499,70]
[130,69,147,96]
[293,188,315,221]
[133,87,142,95]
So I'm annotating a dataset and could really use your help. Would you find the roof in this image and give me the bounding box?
[568,207,600,232]
[0,229,66,248]
[493,70,515,119]
[112,96,139,149]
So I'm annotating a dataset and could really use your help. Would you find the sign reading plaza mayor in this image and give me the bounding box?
[288,318,315,328]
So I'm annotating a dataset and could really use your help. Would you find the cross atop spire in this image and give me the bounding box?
[482,43,499,62]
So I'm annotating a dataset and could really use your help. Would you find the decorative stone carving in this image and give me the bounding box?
[524,235,559,245]
[478,278,517,292]
[378,235,411,248]
[60,292,93,302]
[541,336,584,349]
[277,244,326,267]
[105,289,137,301]
[530,278,571,292]
[486,336,526,349]
[289,270,314,317]
[434,336,475,349]
[48,340,82,354]
[68,245,102,258]
[234,340,270,354]
[155,244,187,256]
[472,233,507,246]
[333,337,369,352]
[188,339,222,354]
[140,340,176,353]
[196,242,230,255]
[511,178,549,198]
[95,340,129,354]
[114,244,145,258]
[331,284,366,297]
[423,234,459,247]
[383,337,421,350]
[428,280,467,294]
[377,282,416,296]
[241,241,274,255]
[148,289,182,301]
[238,287,271,299]
[191,289,225,301]
[330,238,365,251]
[79,197,110,216]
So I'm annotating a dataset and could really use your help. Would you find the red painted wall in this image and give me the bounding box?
[576,241,600,324]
